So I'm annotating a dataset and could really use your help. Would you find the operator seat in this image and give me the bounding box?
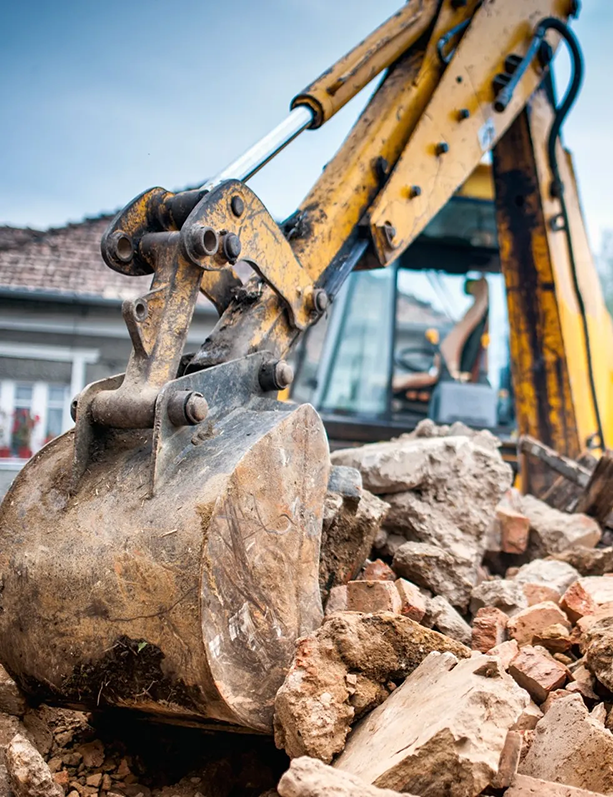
[392,276,489,401]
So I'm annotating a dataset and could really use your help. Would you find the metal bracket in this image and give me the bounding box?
[150,352,289,495]
[181,181,315,330]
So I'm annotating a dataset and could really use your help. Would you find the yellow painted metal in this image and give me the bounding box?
[528,90,613,449]
[196,1,482,366]
[291,0,440,127]
[186,180,314,330]
[492,100,579,494]
[291,0,480,280]
[369,0,571,265]
[457,163,495,201]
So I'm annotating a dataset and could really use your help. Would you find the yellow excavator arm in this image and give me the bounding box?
[97,0,610,463]
[0,0,611,732]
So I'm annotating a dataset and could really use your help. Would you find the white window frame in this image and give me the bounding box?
[0,343,99,466]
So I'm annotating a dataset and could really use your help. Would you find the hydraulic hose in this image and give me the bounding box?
[537,17,604,450]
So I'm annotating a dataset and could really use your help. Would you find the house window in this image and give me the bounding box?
[46,385,68,443]
[11,384,36,458]
[0,344,99,463]
[0,381,71,460]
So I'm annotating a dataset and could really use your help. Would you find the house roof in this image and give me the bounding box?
[0,214,219,315]
[0,215,160,302]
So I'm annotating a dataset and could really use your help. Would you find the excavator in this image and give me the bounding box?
[1,0,612,736]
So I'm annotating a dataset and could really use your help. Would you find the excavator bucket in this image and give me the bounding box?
[0,353,329,733]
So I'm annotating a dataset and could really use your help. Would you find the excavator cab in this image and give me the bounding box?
[291,166,515,446]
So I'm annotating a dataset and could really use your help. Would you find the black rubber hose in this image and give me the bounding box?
[536,17,604,449]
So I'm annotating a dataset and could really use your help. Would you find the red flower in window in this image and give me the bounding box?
[12,409,39,452]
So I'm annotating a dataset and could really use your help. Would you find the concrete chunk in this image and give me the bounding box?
[273,612,470,763]
[553,546,613,576]
[514,559,580,596]
[6,734,64,797]
[507,773,608,796]
[319,489,389,597]
[584,616,613,691]
[277,757,420,797]
[335,435,511,611]
[393,541,474,610]
[426,595,472,645]
[576,575,613,606]
[519,693,613,793]
[334,651,529,797]
[331,435,510,496]
[470,579,528,616]
[518,495,601,557]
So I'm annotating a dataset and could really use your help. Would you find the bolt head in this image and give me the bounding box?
[312,289,329,314]
[185,392,209,424]
[410,185,422,198]
[274,361,294,390]
[259,360,294,392]
[185,225,219,261]
[230,195,245,217]
[223,233,242,262]
[436,142,449,156]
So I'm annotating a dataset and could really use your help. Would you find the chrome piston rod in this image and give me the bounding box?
[201,105,314,190]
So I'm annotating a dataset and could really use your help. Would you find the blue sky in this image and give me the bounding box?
[1,1,612,252]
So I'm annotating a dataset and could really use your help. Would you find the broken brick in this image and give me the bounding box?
[497,507,530,554]
[359,560,396,582]
[394,579,426,622]
[519,693,613,793]
[561,581,599,623]
[523,584,561,606]
[508,602,571,647]
[471,606,508,653]
[509,646,568,703]
[490,639,520,670]
[345,581,402,614]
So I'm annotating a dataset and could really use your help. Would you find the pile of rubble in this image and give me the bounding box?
[3,420,613,797]
[273,421,613,796]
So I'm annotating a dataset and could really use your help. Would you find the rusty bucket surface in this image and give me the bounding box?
[0,355,329,733]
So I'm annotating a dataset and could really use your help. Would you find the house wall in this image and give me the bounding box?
[0,295,217,497]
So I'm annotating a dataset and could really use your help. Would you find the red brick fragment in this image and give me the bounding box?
[394,579,426,622]
[508,602,571,647]
[471,606,508,653]
[508,645,568,703]
[497,507,530,554]
[561,581,598,624]
[489,639,520,669]
[359,559,396,582]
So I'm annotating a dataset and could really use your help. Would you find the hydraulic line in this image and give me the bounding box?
[538,18,604,449]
